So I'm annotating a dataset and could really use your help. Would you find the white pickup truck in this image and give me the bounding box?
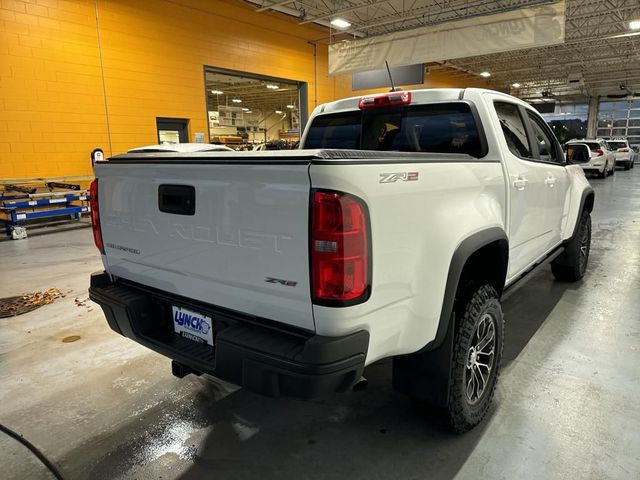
[89,88,594,432]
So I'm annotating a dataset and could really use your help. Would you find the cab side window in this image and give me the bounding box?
[527,112,562,164]
[494,102,533,159]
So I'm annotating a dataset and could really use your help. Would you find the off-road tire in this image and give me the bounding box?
[447,284,504,433]
[551,210,591,282]
[624,161,631,170]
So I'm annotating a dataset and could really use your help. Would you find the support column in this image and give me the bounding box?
[587,96,599,138]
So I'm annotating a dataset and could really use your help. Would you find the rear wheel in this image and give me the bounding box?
[598,164,607,178]
[624,161,631,170]
[447,284,504,433]
[551,210,591,282]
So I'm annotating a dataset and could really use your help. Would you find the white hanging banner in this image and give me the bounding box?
[328,1,565,76]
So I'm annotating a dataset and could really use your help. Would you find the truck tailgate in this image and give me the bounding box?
[95,157,314,331]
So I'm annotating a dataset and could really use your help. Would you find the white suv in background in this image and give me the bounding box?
[606,139,635,170]
[564,139,615,178]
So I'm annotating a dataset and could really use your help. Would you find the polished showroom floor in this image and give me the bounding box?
[1,167,639,479]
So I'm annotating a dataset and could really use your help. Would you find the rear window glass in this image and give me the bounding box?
[583,142,601,151]
[607,141,627,149]
[304,102,484,157]
[304,112,361,150]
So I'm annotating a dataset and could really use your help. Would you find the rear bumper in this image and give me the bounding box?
[88,272,368,398]
[579,165,604,172]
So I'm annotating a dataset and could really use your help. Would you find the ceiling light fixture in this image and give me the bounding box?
[286,104,295,109]
[275,110,283,114]
[629,20,640,30]
[480,71,491,78]
[211,90,223,95]
[512,83,521,88]
[331,18,351,29]
[232,98,242,103]
[242,107,249,111]
[245,110,252,114]
[266,84,279,90]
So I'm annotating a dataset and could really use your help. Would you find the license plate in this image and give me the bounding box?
[172,306,214,346]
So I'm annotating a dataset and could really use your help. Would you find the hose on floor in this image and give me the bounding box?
[0,422,64,480]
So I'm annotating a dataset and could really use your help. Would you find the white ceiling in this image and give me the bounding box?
[247,0,640,100]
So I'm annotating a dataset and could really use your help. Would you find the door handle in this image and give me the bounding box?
[513,177,528,190]
[545,176,557,187]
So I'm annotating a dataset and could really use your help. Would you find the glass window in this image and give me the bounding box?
[629,110,640,119]
[628,119,640,127]
[598,120,612,128]
[583,142,602,151]
[599,101,626,111]
[527,112,561,163]
[305,103,484,157]
[627,128,640,136]
[613,119,627,127]
[596,129,611,137]
[304,112,361,149]
[607,141,627,150]
[494,102,532,158]
[612,128,626,136]
[361,104,483,156]
[205,67,303,149]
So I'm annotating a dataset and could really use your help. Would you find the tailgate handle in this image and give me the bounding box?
[158,184,195,215]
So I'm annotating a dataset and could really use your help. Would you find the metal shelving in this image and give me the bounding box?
[1,183,91,239]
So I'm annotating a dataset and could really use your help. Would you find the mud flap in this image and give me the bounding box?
[392,314,455,407]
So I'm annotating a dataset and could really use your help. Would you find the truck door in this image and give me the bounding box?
[523,110,571,251]
[492,100,552,278]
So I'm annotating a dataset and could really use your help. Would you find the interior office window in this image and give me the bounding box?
[527,113,561,164]
[494,102,532,158]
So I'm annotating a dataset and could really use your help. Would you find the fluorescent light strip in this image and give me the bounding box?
[331,18,351,29]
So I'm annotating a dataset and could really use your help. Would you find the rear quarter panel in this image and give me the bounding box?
[309,160,506,364]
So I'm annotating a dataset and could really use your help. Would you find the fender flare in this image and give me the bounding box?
[554,186,594,267]
[431,226,509,351]
[566,187,595,244]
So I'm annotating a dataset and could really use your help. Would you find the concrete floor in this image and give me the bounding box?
[1,168,639,480]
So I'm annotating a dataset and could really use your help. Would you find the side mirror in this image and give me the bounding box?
[566,144,590,165]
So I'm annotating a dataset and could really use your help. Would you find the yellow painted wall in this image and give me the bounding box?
[0,0,485,181]
[0,0,351,180]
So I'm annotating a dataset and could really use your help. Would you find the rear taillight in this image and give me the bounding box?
[89,179,104,254]
[358,91,412,109]
[310,190,370,306]
[594,148,604,157]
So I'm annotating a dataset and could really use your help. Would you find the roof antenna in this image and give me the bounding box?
[385,60,401,92]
